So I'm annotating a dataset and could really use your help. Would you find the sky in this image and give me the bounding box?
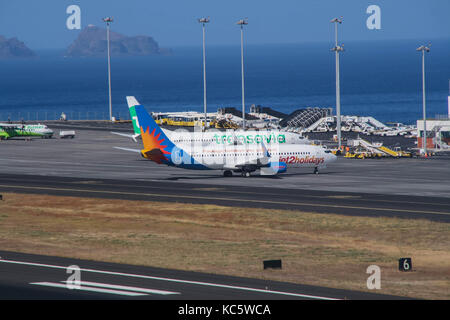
[0,0,449,49]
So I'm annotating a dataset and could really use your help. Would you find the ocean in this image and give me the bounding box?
[0,39,449,124]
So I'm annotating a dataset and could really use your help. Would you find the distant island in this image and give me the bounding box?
[65,25,169,57]
[0,36,36,58]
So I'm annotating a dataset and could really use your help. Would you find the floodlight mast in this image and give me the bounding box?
[198,17,210,131]
[237,18,248,130]
[331,17,344,151]
[416,45,431,156]
[103,17,114,122]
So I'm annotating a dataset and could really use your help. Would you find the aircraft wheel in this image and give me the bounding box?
[244,172,251,178]
[314,167,319,174]
[223,170,233,177]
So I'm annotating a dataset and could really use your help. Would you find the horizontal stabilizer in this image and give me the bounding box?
[114,146,141,153]
[111,131,141,142]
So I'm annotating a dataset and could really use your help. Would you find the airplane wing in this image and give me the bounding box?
[233,158,264,170]
[231,154,285,176]
[231,142,287,175]
[232,142,271,170]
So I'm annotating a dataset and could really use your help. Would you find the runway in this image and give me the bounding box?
[0,128,449,221]
[0,173,450,222]
[0,251,406,300]
[0,128,449,199]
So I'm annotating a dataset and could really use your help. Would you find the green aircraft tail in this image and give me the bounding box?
[129,105,141,136]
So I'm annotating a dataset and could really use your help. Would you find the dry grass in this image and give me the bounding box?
[0,193,449,299]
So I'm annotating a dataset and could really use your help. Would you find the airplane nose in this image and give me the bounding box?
[327,153,337,162]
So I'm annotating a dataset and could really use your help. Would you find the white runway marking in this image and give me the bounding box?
[62,280,180,295]
[1,258,339,300]
[30,282,147,296]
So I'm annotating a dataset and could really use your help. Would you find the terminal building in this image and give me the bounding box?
[416,90,450,150]
[417,116,450,150]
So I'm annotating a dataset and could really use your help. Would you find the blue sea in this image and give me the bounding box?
[0,39,449,124]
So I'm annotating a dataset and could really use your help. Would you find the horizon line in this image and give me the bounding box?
[29,36,450,51]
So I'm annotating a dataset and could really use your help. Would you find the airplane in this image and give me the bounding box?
[0,123,53,140]
[115,96,336,177]
[111,97,310,146]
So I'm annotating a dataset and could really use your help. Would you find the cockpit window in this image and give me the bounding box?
[324,150,332,153]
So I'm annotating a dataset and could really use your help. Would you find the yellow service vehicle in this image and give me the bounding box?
[153,115,168,125]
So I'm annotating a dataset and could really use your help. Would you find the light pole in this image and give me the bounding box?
[198,17,210,131]
[237,18,248,130]
[417,45,430,156]
[103,17,113,122]
[331,17,344,151]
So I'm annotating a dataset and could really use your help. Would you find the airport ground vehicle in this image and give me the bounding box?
[59,130,76,139]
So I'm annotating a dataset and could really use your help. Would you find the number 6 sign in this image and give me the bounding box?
[399,258,412,272]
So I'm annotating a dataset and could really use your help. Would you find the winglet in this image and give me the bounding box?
[261,140,271,158]
[256,140,271,167]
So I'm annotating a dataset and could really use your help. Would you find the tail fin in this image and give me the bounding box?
[126,96,142,141]
[127,96,175,164]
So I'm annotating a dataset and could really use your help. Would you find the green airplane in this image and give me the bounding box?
[0,123,54,140]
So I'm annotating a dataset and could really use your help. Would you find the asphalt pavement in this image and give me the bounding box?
[0,251,407,300]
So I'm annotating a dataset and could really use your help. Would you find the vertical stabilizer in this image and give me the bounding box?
[126,96,175,164]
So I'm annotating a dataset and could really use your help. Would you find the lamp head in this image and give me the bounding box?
[237,18,249,26]
[330,17,343,24]
[198,17,210,24]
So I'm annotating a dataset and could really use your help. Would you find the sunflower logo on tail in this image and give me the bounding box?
[141,126,172,164]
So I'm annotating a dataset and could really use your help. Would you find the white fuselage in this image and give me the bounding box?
[170,142,336,171]
[163,129,309,146]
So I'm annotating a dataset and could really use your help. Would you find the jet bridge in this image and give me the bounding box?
[280,108,332,129]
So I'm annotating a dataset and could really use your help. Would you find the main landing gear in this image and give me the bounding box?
[223,170,252,178]
[314,167,319,175]
[223,170,233,177]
